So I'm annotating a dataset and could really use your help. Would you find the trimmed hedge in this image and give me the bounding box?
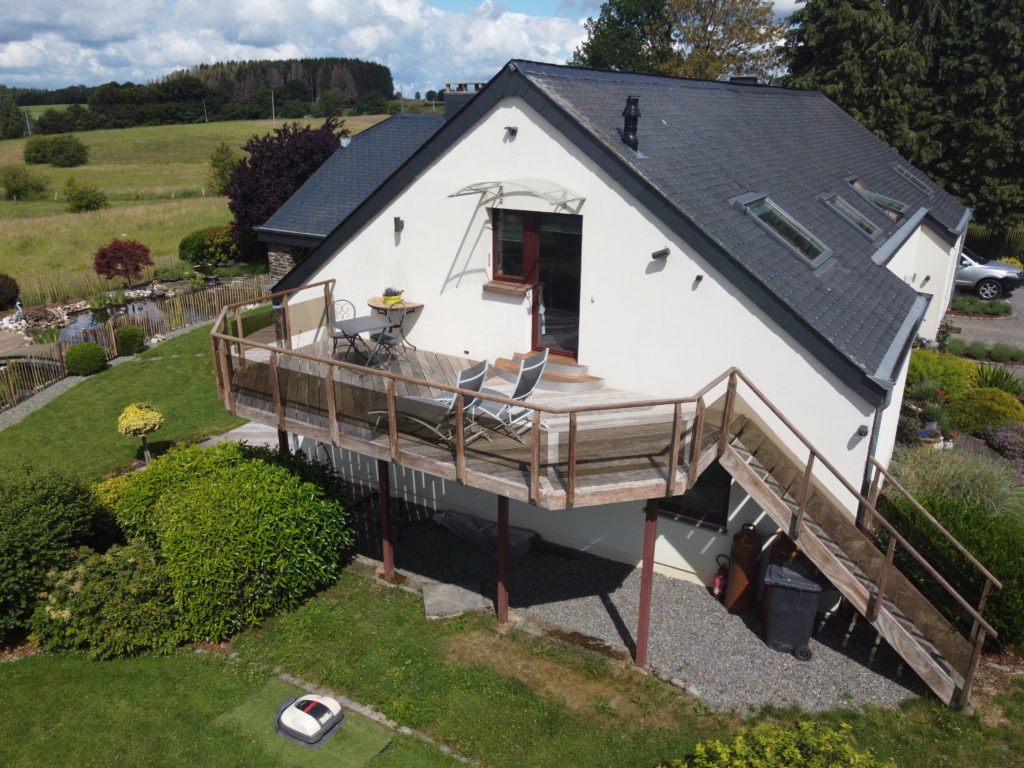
[907,349,977,398]
[30,544,180,659]
[114,324,145,356]
[0,468,107,641]
[950,387,1024,434]
[64,341,106,375]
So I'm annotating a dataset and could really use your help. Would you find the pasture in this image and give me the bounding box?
[0,116,384,304]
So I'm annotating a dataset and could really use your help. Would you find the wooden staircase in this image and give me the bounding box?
[492,352,605,392]
[715,414,998,707]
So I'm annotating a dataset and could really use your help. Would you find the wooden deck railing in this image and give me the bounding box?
[211,280,1000,705]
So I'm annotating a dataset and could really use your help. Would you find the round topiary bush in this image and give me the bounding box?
[64,341,106,375]
[950,387,1024,434]
[0,273,18,308]
[178,227,210,265]
[0,467,107,641]
[114,324,145,356]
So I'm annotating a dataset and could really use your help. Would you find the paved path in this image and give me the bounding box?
[946,288,1024,348]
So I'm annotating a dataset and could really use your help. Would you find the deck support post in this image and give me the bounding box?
[277,428,289,453]
[497,496,509,624]
[635,499,658,668]
[377,459,395,582]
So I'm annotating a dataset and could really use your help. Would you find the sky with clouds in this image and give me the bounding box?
[0,0,803,96]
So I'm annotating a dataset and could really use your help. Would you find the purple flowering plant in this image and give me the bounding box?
[980,422,1024,485]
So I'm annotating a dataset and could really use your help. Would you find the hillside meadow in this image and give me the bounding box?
[0,116,384,304]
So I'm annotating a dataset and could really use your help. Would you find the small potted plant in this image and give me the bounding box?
[382,286,404,306]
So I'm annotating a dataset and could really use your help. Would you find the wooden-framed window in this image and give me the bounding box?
[658,459,731,531]
[492,209,537,282]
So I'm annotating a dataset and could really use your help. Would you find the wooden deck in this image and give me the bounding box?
[226,339,726,509]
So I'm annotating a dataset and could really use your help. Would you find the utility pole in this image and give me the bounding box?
[202,98,208,122]
[271,89,276,125]
[23,109,31,135]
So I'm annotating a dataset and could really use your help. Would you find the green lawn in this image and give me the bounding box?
[0,324,244,480]
[0,652,458,768]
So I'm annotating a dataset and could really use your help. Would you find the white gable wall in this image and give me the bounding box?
[304,96,894,511]
[885,223,962,339]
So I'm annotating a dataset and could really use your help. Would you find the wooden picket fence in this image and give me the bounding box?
[0,277,267,414]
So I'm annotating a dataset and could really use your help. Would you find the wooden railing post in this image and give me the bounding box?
[792,452,814,538]
[718,373,737,455]
[958,628,987,708]
[529,409,542,505]
[280,293,292,350]
[234,306,245,365]
[971,579,993,641]
[688,398,706,486]
[666,402,683,497]
[323,362,340,444]
[454,393,466,484]
[870,536,897,621]
[861,463,884,532]
[269,350,284,430]
[567,412,578,508]
[386,378,399,462]
[215,337,236,414]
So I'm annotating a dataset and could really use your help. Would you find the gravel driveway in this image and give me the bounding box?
[948,287,1024,348]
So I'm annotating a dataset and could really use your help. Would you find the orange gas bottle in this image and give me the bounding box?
[723,523,763,614]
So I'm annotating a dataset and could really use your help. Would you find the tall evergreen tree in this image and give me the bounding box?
[0,87,25,140]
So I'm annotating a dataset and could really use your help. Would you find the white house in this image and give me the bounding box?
[219,61,986,705]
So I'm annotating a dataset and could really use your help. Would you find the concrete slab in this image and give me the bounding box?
[422,582,493,619]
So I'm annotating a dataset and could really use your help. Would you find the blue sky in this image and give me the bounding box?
[0,0,801,95]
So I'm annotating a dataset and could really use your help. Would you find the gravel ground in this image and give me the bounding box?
[355,513,926,714]
[948,288,1024,347]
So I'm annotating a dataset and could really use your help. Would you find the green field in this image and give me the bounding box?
[0,116,385,304]
[21,103,75,116]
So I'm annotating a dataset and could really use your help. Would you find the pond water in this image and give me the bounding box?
[57,295,208,343]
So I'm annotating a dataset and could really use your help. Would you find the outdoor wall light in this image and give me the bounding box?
[922,274,931,285]
[504,126,518,140]
[339,136,351,148]
[857,425,869,437]
[651,247,670,260]
[693,274,704,284]
[394,217,404,233]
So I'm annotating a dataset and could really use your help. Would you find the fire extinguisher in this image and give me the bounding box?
[712,554,729,601]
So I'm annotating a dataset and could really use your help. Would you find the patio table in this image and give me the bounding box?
[330,315,391,368]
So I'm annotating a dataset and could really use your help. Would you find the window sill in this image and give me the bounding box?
[483,280,532,297]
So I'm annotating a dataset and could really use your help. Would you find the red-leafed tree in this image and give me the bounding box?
[225,118,348,253]
[93,239,153,284]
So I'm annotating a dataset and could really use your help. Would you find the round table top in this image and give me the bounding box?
[367,296,423,311]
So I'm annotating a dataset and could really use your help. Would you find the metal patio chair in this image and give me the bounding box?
[368,359,489,445]
[469,349,548,442]
[369,301,409,364]
[330,299,358,358]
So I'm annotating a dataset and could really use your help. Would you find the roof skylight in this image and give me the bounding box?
[743,196,830,263]
[850,179,908,221]
[892,163,933,195]
[825,195,880,238]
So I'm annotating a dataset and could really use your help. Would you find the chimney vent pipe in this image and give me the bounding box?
[622,96,640,151]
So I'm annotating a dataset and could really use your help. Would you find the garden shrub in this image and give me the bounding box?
[884,493,1024,650]
[944,338,966,356]
[981,422,1024,486]
[93,239,153,283]
[950,295,972,313]
[0,468,107,641]
[965,340,989,359]
[907,349,977,398]
[46,134,89,167]
[154,456,352,640]
[904,379,943,403]
[0,273,18,308]
[62,176,107,212]
[890,444,1024,517]
[984,299,1012,316]
[658,721,894,768]
[976,363,1024,395]
[949,387,1024,434]
[990,343,1014,362]
[178,227,209,265]
[64,341,106,375]
[93,474,132,515]
[22,135,50,164]
[203,224,239,263]
[0,165,46,200]
[1012,348,1024,363]
[114,324,145,356]
[30,544,180,659]
[153,264,193,282]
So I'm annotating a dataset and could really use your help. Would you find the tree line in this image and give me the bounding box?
[571,0,1023,243]
[0,57,395,138]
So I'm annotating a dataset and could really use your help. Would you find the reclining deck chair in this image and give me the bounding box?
[469,349,548,442]
[368,359,489,446]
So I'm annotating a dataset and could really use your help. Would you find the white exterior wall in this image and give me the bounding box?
[885,223,962,339]
[301,437,782,584]
[304,97,879,497]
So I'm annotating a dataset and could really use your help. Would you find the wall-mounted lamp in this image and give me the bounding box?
[339,136,351,148]
[651,247,670,260]
[857,425,869,437]
[922,275,931,285]
[394,217,404,233]
[504,126,518,140]
[693,274,703,284]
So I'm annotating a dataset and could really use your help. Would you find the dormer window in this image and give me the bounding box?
[892,163,933,195]
[740,196,830,263]
[850,178,908,221]
[825,194,880,238]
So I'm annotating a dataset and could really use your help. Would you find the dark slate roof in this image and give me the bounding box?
[276,61,970,405]
[256,113,444,246]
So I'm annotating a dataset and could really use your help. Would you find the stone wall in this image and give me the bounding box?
[267,244,308,282]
